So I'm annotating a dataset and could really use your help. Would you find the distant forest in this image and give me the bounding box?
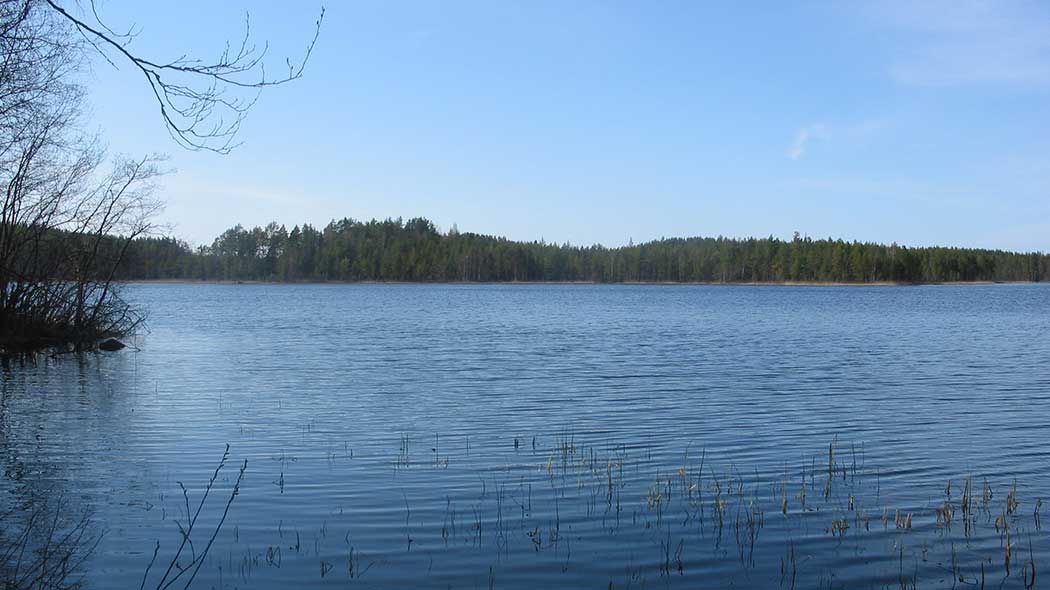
[117,218,1050,284]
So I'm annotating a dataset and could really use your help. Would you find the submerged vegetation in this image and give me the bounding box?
[244,434,1045,588]
[120,218,1050,284]
[5,436,1038,588]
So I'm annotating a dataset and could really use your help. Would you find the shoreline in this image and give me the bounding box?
[123,279,1041,287]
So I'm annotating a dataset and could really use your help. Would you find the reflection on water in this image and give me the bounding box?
[1,283,1050,588]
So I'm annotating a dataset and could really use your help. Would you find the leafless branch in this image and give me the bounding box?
[42,0,324,153]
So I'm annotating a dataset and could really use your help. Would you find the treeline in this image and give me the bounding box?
[117,217,1050,284]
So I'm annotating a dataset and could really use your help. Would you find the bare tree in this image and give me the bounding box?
[0,0,321,351]
[0,0,164,351]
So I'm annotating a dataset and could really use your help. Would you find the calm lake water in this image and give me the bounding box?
[3,283,1050,589]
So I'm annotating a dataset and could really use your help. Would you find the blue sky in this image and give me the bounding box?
[82,1,1050,251]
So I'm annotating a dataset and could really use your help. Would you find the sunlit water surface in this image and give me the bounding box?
[2,284,1050,589]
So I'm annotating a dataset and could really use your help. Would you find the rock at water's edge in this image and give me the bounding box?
[98,338,126,351]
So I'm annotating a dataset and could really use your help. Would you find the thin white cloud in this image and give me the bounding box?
[788,124,828,160]
[788,119,888,161]
[866,1,1050,86]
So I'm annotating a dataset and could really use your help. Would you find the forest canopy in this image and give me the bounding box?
[119,218,1050,284]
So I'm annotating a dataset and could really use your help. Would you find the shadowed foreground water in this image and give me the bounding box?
[2,283,1050,588]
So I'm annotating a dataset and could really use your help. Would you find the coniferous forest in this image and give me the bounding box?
[116,217,1050,284]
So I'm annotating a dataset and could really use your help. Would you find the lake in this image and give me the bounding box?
[2,283,1050,589]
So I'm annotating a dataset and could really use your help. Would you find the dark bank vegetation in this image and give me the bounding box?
[119,218,1050,284]
[0,0,320,353]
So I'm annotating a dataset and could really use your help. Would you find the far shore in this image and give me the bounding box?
[123,278,1042,287]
